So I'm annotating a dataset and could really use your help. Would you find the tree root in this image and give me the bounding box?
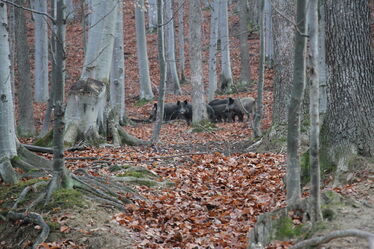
[12,182,47,209]
[290,229,374,249]
[7,211,50,249]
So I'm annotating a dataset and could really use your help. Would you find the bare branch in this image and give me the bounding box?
[0,0,55,23]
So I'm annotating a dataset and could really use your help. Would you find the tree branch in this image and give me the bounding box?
[0,0,55,23]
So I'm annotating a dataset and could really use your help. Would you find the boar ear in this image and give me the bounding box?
[184,100,188,104]
[177,100,181,106]
[228,97,234,104]
[154,103,158,108]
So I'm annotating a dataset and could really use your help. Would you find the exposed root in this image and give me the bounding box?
[290,229,374,249]
[12,182,47,209]
[117,125,150,146]
[0,158,18,184]
[7,211,50,249]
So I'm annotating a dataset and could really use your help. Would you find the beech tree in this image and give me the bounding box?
[190,0,208,124]
[14,0,36,137]
[218,0,233,92]
[286,0,307,205]
[164,0,181,94]
[31,0,49,102]
[207,0,219,101]
[147,0,157,31]
[263,0,273,64]
[177,0,186,83]
[321,0,374,183]
[60,0,147,146]
[109,0,126,123]
[238,0,250,85]
[135,0,154,100]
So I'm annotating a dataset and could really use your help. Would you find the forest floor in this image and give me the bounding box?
[1,1,374,249]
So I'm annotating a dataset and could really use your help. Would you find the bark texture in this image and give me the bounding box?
[189,0,207,124]
[287,0,308,204]
[271,0,295,125]
[207,0,219,101]
[239,0,251,84]
[135,0,154,100]
[14,0,36,137]
[322,0,374,178]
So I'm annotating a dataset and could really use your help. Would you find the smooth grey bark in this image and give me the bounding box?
[248,0,260,25]
[308,0,322,222]
[147,0,158,31]
[322,0,374,181]
[135,0,154,100]
[8,2,15,94]
[14,0,36,137]
[47,0,73,199]
[110,0,126,122]
[239,0,251,84]
[177,0,186,83]
[31,0,49,102]
[253,0,265,138]
[218,0,233,92]
[271,0,295,125]
[0,2,17,160]
[318,0,327,116]
[207,0,219,101]
[190,0,207,124]
[164,0,181,94]
[151,0,166,143]
[287,0,308,205]
[81,0,106,79]
[263,0,273,64]
[65,0,75,20]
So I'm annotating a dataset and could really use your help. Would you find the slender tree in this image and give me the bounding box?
[253,0,265,138]
[147,0,158,31]
[308,0,322,222]
[190,0,208,124]
[31,0,49,102]
[286,0,308,205]
[239,0,251,84]
[135,0,154,100]
[263,0,273,64]
[177,0,186,83]
[152,0,167,143]
[164,0,181,94]
[110,0,126,123]
[207,0,219,101]
[14,0,36,136]
[218,0,233,92]
[318,0,327,116]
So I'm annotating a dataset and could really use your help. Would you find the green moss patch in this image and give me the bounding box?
[135,98,152,107]
[33,130,53,147]
[45,189,87,211]
[191,121,217,133]
[274,216,303,240]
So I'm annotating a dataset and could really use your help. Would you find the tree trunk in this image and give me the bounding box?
[110,0,126,122]
[218,0,233,92]
[152,0,167,143]
[0,2,17,162]
[177,0,186,83]
[239,0,251,84]
[271,0,295,125]
[318,0,327,116]
[190,0,208,124]
[31,0,49,102]
[287,0,308,205]
[248,0,259,26]
[165,0,181,94]
[135,0,154,100]
[322,0,374,183]
[14,0,36,137]
[253,0,265,138]
[207,0,219,101]
[308,0,322,222]
[263,0,273,65]
[147,0,158,31]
